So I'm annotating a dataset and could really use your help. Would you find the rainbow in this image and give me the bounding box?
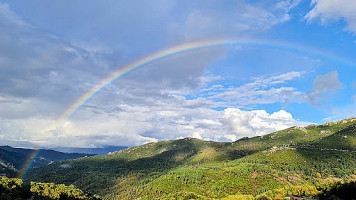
[17,148,42,179]
[17,38,356,179]
[57,38,356,121]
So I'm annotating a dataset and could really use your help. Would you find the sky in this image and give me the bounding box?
[0,0,356,148]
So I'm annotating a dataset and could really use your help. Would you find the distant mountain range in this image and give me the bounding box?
[0,146,94,177]
[51,146,128,155]
[23,117,356,199]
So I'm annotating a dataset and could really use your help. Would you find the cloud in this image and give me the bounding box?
[221,108,308,138]
[276,0,302,11]
[0,3,30,28]
[202,71,304,106]
[0,95,60,119]
[3,0,296,49]
[304,71,343,105]
[0,68,334,148]
[0,117,56,148]
[201,71,343,108]
[305,0,356,33]
[167,0,299,40]
[0,3,113,110]
[0,103,307,147]
[0,2,326,148]
[0,3,228,148]
[0,2,224,115]
[121,47,225,92]
[238,3,290,31]
[185,10,217,34]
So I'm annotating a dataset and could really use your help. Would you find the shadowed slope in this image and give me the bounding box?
[24,118,356,199]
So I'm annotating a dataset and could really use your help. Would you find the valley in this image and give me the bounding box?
[0,146,94,178]
[2,117,352,199]
[2,1,356,199]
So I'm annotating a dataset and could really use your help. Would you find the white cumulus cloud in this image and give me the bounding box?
[305,0,356,33]
[221,108,307,138]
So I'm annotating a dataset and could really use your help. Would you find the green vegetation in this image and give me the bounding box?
[316,180,356,200]
[0,146,93,177]
[0,176,100,200]
[22,118,356,199]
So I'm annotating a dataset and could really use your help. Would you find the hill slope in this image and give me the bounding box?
[0,146,94,177]
[0,176,100,199]
[25,118,356,199]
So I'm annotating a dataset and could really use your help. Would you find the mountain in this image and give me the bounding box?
[0,146,94,177]
[24,118,356,199]
[51,146,128,155]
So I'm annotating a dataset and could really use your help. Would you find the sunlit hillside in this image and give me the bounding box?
[22,118,356,199]
[2,1,356,199]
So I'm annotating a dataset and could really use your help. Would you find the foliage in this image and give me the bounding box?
[0,176,26,200]
[23,118,356,200]
[0,146,93,177]
[0,176,100,200]
[221,195,254,200]
[316,180,356,200]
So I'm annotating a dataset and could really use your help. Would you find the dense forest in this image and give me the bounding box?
[4,118,356,199]
[0,146,93,177]
[0,176,100,200]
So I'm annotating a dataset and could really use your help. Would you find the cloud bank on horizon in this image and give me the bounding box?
[0,0,355,148]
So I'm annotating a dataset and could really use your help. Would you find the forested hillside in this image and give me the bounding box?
[0,176,100,200]
[24,118,356,199]
[0,146,93,177]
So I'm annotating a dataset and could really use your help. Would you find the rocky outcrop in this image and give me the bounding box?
[323,117,356,126]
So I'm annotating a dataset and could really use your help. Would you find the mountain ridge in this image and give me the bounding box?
[51,146,128,155]
[0,146,94,177]
[23,117,356,199]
